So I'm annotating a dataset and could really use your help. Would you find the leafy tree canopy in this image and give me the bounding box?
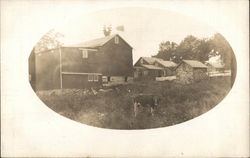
[34,29,64,53]
[209,33,234,69]
[154,33,234,69]
[153,41,178,61]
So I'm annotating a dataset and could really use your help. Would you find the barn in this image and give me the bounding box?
[133,57,164,80]
[175,60,208,84]
[29,34,133,91]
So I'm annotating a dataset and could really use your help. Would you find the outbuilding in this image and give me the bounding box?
[175,60,208,84]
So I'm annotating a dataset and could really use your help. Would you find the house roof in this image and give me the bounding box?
[182,60,207,68]
[155,60,177,68]
[141,64,163,70]
[141,57,163,64]
[66,34,132,48]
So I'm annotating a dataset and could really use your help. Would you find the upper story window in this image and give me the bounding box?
[115,36,119,44]
[82,49,88,58]
[140,59,144,64]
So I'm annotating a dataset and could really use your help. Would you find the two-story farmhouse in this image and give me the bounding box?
[133,57,177,80]
[29,34,133,91]
[175,60,208,84]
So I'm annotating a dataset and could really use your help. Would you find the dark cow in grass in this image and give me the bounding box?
[133,94,161,117]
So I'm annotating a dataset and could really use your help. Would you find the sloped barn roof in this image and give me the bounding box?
[156,60,177,68]
[67,34,132,48]
[183,60,207,68]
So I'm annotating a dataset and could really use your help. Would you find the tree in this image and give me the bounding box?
[154,35,212,63]
[34,29,64,53]
[209,33,234,69]
[195,38,213,62]
[154,33,235,71]
[177,36,212,62]
[174,35,198,62]
[153,41,178,60]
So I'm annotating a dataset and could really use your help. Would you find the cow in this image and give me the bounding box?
[132,94,161,117]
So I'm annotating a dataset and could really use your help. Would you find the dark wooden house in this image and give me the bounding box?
[175,60,208,84]
[29,34,133,91]
[133,57,165,80]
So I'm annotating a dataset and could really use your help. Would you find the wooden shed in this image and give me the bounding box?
[175,60,208,84]
[29,34,133,91]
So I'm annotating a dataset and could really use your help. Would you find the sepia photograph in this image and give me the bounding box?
[29,8,236,129]
[1,0,249,157]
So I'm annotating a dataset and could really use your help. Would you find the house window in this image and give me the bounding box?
[140,59,144,64]
[163,70,166,76]
[82,49,88,58]
[88,74,99,82]
[88,74,93,82]
[143,70,148,76]
[115,36,119,44]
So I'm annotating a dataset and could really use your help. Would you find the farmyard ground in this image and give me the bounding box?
[37,77,232,129]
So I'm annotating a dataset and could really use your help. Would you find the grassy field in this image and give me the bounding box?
[37,77,232,129]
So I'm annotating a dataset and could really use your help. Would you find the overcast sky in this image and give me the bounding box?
[56,7,216,63]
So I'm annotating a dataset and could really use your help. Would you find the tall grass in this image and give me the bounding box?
[37,77,232,129]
